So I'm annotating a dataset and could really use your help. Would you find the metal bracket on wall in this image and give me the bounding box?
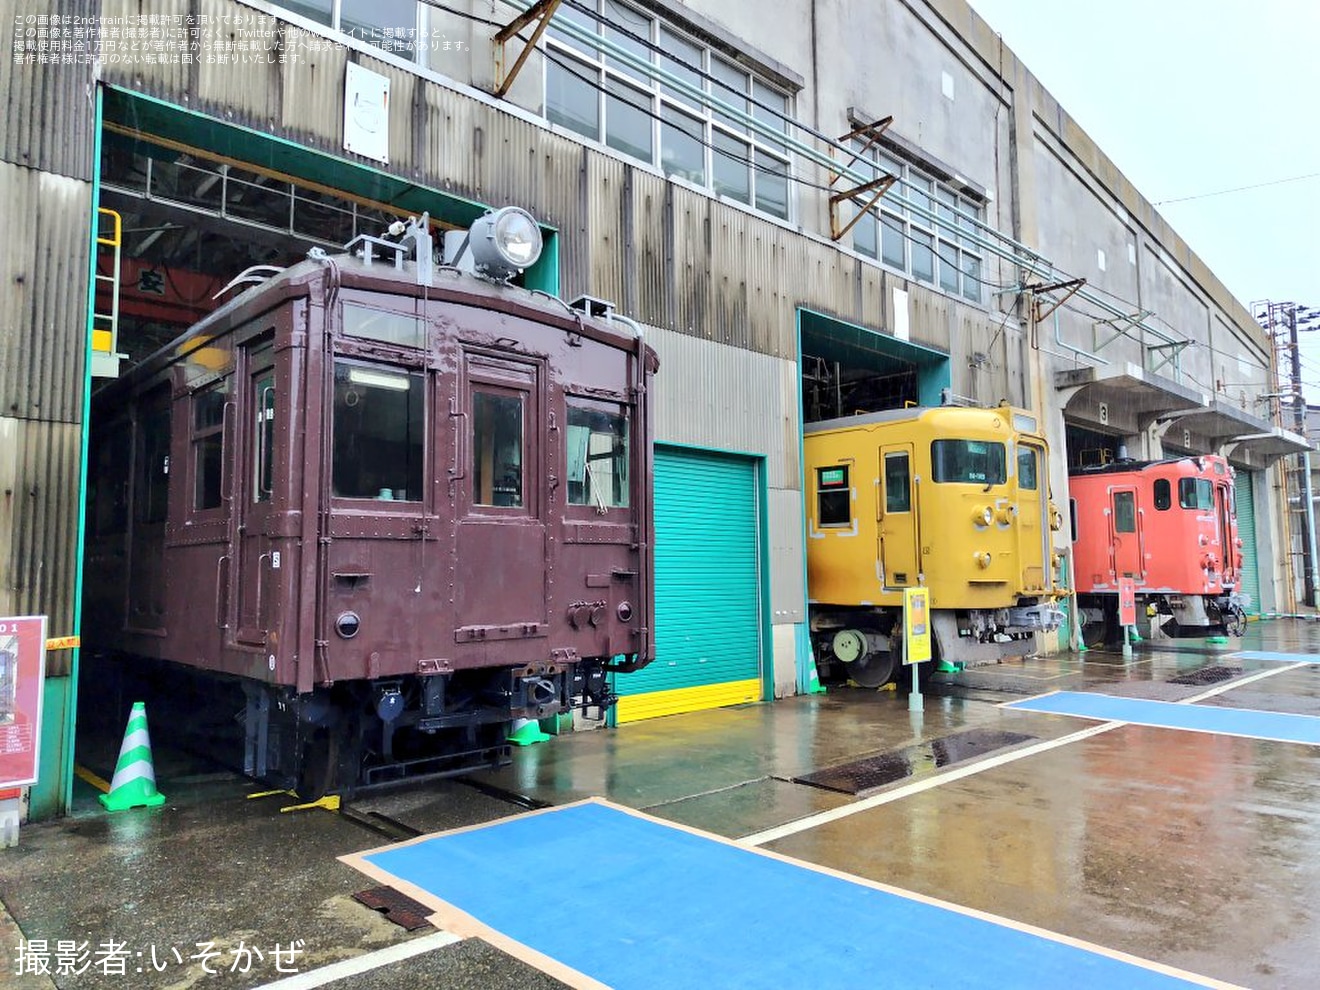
[494,0,564,98]
[827,116,897,241]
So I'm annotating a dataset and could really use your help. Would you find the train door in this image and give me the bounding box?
[1109,486,1143,580]
[455,352,547,633]
[1016,442,1048,592]
[878,444,918,588]
[232,342,277,647]
[126,386,171,632]
[1215,481,1237,586]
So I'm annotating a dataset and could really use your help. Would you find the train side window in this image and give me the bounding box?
[253,371,275,503]
[1153,479,1171,510]
[931,439,1005,484]
[136,389,171,524]
[884,454,911,512]
[1017,447,1038,490]
[473,390,524,508]
[1113,490,1136,533]
[331,361,425,500]
[192,382,229,511]
[1179,477,1213,510]
[567,399,629,509]
[816,465,851,525]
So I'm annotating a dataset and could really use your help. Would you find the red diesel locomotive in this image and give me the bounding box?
[83,211,658,794]
[1069,454,1246,644]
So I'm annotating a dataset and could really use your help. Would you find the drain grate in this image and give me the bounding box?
[353,886,434,931]
[1168,665,1243,686]
[793,728,1037,796]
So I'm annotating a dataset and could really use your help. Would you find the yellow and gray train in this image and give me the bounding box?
[805,405,1064,686]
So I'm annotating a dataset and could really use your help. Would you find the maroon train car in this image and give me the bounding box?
[1069,454,1246,644]
[84,213,657,793]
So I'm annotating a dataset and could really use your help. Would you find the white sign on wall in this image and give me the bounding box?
[344,62,391,165]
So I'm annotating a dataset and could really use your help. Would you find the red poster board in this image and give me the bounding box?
[0,615,47,788]
[1118,577,1137,628]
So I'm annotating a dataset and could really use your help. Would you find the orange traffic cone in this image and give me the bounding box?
[99,702,167,811]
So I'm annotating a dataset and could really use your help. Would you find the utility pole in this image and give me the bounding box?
[1256,301,1318,608]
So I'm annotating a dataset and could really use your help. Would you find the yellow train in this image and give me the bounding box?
[805,404,1064,686]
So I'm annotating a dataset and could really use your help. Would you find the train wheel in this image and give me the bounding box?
[847,649,898,688]
[1224,603,1247,638]
[297,727,339,801]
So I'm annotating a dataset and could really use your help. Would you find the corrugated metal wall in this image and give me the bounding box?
[96,0,996,382]
[1,2,96,663]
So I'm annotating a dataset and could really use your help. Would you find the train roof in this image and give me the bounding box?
[803,404,1043,437]
[1068,453,1230,477]
[94,250,658,403]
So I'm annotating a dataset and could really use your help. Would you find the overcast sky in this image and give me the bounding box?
[965,0,1320,393]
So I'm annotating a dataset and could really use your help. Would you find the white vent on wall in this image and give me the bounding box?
[942,71,954,100]
[1097,249,1107,272]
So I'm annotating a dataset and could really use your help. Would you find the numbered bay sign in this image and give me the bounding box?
[903,587,932,665]
[1118,576,1138,628]
[0,616,47,788]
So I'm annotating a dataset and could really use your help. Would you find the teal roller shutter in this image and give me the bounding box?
[1235,470,1260,614]
[616,447,762,720]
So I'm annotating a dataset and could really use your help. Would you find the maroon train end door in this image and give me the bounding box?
[233,345,277,647]
[453,353,548,639]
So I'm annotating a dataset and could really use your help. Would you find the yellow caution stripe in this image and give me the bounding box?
[615,678,761,724]
[74,765,111,794]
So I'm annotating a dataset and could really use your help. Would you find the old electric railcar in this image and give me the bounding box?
[84,215,658,793]
[1069,455,1246,643]
[804,405,1064,686]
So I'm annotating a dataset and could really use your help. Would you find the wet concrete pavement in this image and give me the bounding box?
[3,620,1320,988]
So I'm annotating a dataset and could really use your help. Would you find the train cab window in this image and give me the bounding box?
[331,361,424,500]
[1179,477,1213,510]
[817,465,851,525]
[1113,491,1136,533]
[1154,479,1172,510]
[931,439,1006,485]
[1017,447,1039,490]
[567,400,629,509]
[136,389,171,523]
[191,382,230,511]
[473,391,524,508]
[884,455,911,512]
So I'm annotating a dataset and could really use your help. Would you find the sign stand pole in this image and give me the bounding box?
[903,587,932,712]
[909,660,922,711]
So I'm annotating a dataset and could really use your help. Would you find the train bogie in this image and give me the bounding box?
[804,405,1063,686]
[84,214,658,793]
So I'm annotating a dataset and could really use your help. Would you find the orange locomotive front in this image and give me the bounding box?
[1069,454,1246,644]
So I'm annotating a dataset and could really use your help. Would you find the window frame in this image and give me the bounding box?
[544,0,794,220]
[816,464,852,527]
[565,396,632,513]
[189,379,230,515]
[849,143,986,303]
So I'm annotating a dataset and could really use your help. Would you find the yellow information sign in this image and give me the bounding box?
[903,587,932,665]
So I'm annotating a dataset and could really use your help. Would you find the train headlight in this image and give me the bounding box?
[972,506,993,526]
[468,206,543,281]
[996,505,1017,525]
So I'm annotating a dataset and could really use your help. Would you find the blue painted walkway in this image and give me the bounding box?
[355,800,1218,989]
[1008,691,1320,745]
[1232,650,1320,663]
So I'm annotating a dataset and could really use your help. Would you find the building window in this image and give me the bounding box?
[272,0,423,62]
[849,145,986,304]
[545,0,794,220]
